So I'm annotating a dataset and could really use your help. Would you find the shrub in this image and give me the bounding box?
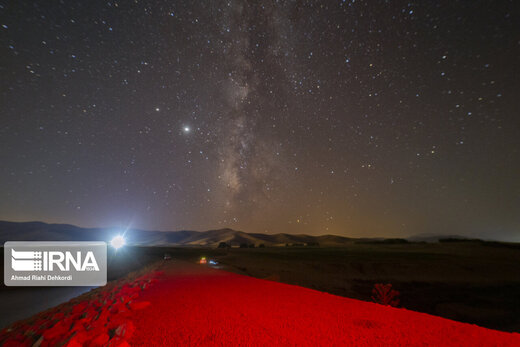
[371,283,400,307]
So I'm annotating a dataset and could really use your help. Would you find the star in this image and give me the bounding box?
[0,0,516,241]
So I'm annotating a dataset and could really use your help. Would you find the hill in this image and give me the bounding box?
[3,221,513,248]
[0,221,354,247]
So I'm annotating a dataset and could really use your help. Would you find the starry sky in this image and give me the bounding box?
[0,1,518,240]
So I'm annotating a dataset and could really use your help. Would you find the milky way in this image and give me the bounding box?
[0,1,518,240]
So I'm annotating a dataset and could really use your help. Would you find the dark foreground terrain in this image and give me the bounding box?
[2,241,520,333]
[0,247,160,328]
[2,260,520,346]
[147,241,520,332]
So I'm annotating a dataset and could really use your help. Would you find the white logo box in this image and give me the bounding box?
[4,241,107,286]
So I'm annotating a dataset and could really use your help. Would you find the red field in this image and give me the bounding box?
[2,261,520,346]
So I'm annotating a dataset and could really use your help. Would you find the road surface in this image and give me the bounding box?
[2,260,520,346]
[129,261,519,346]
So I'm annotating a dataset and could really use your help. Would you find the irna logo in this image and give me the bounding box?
[4,241,107,286]
[11,249,100,272]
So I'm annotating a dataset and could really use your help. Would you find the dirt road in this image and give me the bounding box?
[2,260,519,346]
[128,261,520,346]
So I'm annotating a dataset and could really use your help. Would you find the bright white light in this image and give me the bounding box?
[111,235,126,249]
[183,126,190,133]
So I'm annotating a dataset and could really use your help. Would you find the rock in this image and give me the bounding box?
[109,302,129,315]
[32,335,44,347]
[88,333,110,347]
[106,337,131,347]
[43,321,69,340]
[114,321,135,339]
[72,302,88,315]
[3,338,28,347]
[51,312,65,321]
[129,301,151,310]
[70,331,89,344]
[63,336,82,347]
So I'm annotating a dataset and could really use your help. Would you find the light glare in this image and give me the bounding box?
[111,235,126,249]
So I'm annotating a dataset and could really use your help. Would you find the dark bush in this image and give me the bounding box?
[371,283,400,307]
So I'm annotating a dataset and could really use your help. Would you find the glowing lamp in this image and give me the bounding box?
[111,235,126,249]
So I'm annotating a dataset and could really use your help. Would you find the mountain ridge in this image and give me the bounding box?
[1,220,511,247]
[0,220,355,247]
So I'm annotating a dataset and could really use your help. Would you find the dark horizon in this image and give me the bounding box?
[1,1,518,240]
[0,219,518,243]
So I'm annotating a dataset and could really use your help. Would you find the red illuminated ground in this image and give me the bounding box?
[2,261,520,346]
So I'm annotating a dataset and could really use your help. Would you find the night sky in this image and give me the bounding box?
[1,1,518,240]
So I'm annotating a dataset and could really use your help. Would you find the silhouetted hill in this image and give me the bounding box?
[1,221,515,247]
[407,233,471,243]
[0,221,355,247]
